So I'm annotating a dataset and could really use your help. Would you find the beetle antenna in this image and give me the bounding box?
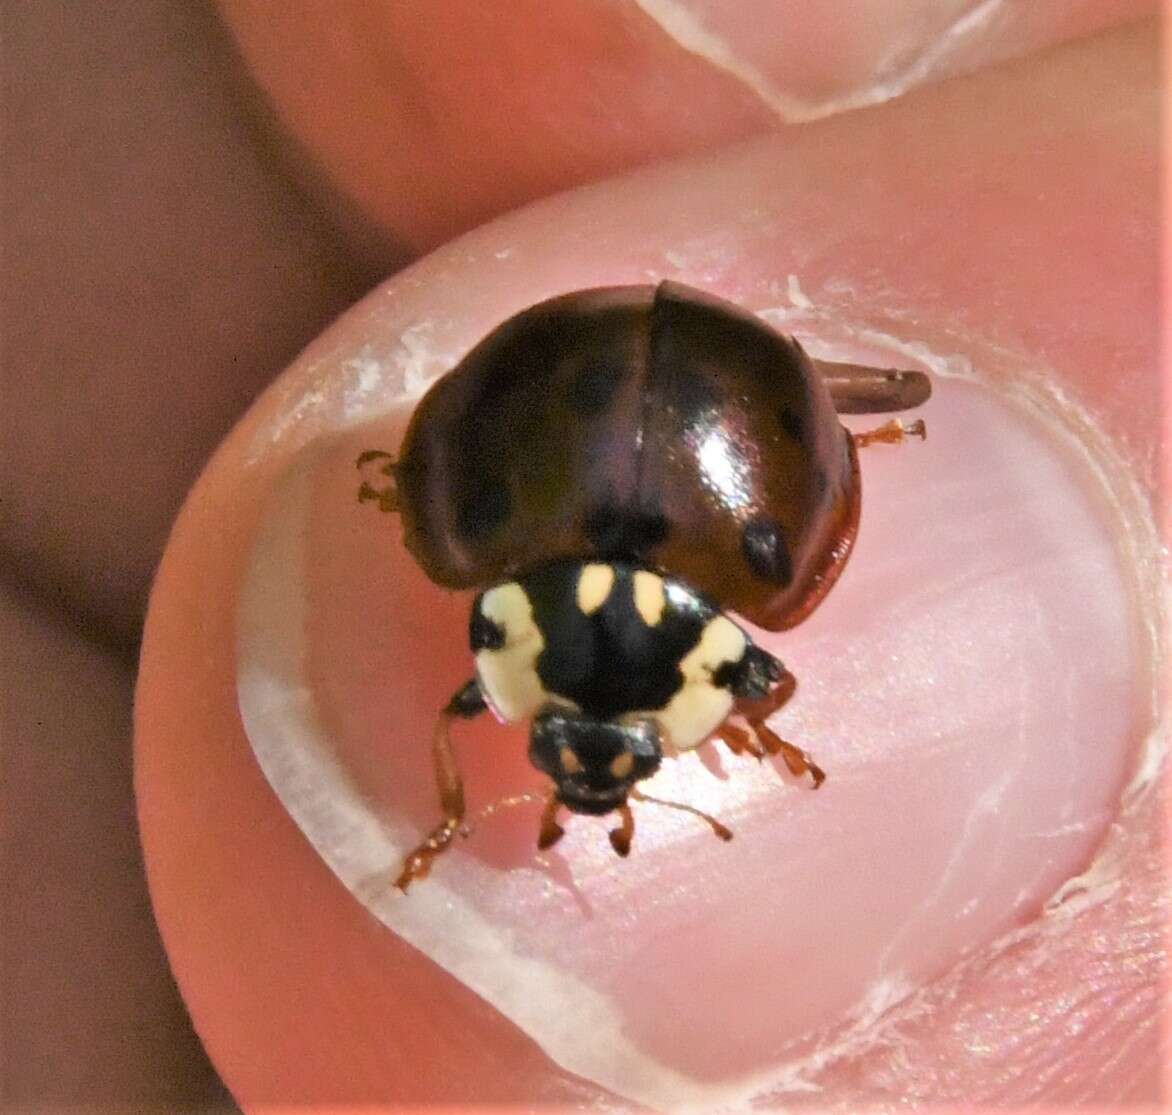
[630,787,733,842]
[474,788,545,823]
[356,448,401,513]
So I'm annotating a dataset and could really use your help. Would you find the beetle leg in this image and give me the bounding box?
[814,358,932,414]
[852,418,927,448]
[631,787,733,842]
[747,720,826,788]
[356,448,401,513]
[733,660,796,722]
[730,663,825,787]
[608,802,635,857]
[537,792,566,850]
[395,679,485,891]
[715,721,764,761]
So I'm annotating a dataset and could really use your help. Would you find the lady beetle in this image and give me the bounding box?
[358,281,929,888]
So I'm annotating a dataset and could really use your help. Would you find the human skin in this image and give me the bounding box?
[135,20,1165,1111]
[1,1,1162,1110]
[0,0,381,1107]
[216,0,1153,255]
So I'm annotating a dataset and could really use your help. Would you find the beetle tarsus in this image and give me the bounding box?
[395,818,461,891]
[853,418,927,448]
[356,449,401,513]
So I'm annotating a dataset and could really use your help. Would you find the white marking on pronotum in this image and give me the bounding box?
[475,583,547,722]
[577,563,616,615]
[648,616,747,751]
[684,616,747,680]
[633,570,667,627]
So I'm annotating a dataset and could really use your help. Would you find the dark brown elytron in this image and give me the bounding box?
[358,281,930,888]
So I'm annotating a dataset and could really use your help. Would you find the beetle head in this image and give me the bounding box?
[529,706,662,815]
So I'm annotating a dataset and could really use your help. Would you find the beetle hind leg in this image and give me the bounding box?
[814,358,931,414]
[356,449,401,513]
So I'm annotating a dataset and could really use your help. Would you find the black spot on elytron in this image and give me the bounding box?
[741,516,793,585]
[456,482,512,541]
[813,464,828,499]
[779,406,805,446]
[568,356,625,415]
[583,504,669,559]
[670,366,724,416]
[469,606,505,651]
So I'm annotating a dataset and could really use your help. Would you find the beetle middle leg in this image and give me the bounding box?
[852,418,927,448]
[356,449,401,512]
[395,679,485,891]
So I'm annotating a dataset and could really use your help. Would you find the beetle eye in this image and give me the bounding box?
[609,752,635,779]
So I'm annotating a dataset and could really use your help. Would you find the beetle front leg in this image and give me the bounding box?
[395,679,485,891]
[715,721,764,760]
[749,721,827,788]
[609,802,635,857]
[356,449,401,512]
[731,655,826,788]
[537,792,565,850]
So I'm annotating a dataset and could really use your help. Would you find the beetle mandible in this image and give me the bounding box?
[357,281,930,888]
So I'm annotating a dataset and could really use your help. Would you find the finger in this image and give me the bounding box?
[0,586,227,1109]
[0,0,386,644]
[216,0,1154,250]
[137,23,1162,1110]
